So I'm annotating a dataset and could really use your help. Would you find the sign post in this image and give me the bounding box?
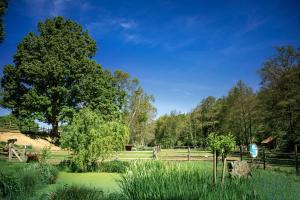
[249,144,258,164]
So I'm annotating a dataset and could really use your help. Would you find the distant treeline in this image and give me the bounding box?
[150,46,300,151]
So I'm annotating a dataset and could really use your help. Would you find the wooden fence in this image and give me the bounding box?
[236,144,299,175]
[1,142,298,175]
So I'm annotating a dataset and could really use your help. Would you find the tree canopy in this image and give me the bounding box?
[258,46,300,150]
[150,46,300,151]
[114,70,156,146]
[1,17,123,137]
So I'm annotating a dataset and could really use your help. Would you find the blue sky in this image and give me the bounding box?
[0,0,300,117]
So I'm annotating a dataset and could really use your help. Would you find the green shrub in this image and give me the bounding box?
[0,161,58,199]
[0,171,21,199]
[47,185,105,200]
[19,167,42,195]
[60,108,129,172]
[40,146,52,163]
[98,161,130,173]
[58,159,71,169]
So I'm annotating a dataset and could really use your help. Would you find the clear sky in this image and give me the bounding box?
[0,0,300,117]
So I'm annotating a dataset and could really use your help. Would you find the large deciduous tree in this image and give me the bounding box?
[114,70,156,146]
[1,17,122,137]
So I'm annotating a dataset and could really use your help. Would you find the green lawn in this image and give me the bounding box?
[56,172,120,192]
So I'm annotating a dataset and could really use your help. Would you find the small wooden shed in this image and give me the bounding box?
[261,136,276,149]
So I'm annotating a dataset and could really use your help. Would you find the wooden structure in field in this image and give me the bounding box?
[0,138,25,162]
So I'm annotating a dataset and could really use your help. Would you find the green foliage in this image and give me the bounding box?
[258,46,300,149]
[120,161,300,200]
[0,161,58,199]
[46,185,104,200]
[0,171,21,199]
[219,134,236,157]
[97,160,130,173]
[207,133,236,157]
[154,111,191,148]
[0,114,39,133]
[150,46,300,151]
[60,108,129,172]
[224,80,258,145]
[207,133,221,151]
[1,16,123,136]
[0,0,8,43]
[115,70,156,146]
[40,145,52,164]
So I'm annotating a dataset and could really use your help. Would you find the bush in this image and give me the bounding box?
[40,146,52,163]
[98,161,130,173]
[60,108,129,172]
[47,185,105,200]
[0,161,58,199]
[28,163,59,184]
[58,159,72,171]
[0,171,21,199]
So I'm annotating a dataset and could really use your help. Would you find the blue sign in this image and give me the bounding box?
[249,144,258,158]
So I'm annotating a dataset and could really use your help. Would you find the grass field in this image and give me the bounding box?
[32,172,120,199]
[2,159,300,199]
[56,172,120,192]
[119,161,300,200]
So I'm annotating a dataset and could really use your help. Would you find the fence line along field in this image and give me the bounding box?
[1,131,298,176]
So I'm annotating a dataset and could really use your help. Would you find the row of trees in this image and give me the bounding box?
[152,46,300,151]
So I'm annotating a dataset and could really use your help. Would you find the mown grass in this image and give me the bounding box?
[119,161,300,200]
[56,172,120,192]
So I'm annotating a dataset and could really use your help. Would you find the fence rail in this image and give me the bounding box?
[1,142,299,175]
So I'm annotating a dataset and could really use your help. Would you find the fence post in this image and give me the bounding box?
[153,146,157,160]
[295,145,299,175]
[188,147,191,161]
[213,150,217,184]
[263,148,266,170]
[240,145,243,161]
[8,143,12,160]
[24,145,27,161]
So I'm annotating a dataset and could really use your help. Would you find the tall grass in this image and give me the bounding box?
[119,161,300,200]
[46,185,104,200]
[0,161,58,199]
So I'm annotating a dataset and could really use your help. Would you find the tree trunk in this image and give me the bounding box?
[51,116,59,137]
[221,157,227,184]
[213,150,217,184]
